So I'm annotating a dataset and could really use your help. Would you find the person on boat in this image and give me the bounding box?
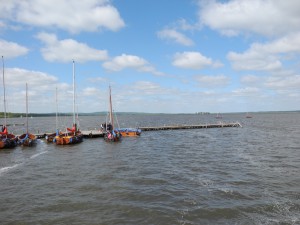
[107,123,112,132]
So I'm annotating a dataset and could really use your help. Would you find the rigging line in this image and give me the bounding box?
[2,56,7,127]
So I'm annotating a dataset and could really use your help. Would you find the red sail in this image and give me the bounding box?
[67,125,76,132]
[0,127,8,135]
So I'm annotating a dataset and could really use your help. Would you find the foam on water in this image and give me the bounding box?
[0,163,23,175]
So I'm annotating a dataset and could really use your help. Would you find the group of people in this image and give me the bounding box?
[101,122,122,141]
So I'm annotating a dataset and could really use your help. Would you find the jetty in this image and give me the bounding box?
[139,122,242,131]
[26,122,241,139]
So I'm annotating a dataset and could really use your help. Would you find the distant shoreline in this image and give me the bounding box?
[0,110,299,118]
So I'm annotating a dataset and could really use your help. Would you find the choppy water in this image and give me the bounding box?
[0,112,299,224]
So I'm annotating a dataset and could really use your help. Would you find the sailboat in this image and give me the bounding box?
[55,60,83,145]
[0,56,17,149]
[17,83,37,146]
[215,112,222,119]
[45,87,60,143]
[246,112,252,118]
[104,86,122,142]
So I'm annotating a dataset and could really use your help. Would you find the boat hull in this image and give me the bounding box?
[55,132,83,145]
[0,136,17,149]
[104,131,122,142]
[117,128,141,137]
[18,133,37,147]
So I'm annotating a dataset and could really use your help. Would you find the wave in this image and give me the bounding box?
[0,163,23,176]
[30,151,48,159]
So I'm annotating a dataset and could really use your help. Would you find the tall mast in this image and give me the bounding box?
[2,56,7,127]
[109,85,114,130]
[55,86,58,130]
[72,60,75,126]
[26,83,28,134]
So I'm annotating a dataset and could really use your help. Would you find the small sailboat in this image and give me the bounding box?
[55,61,83,145]
[45,87,60,143]
[246,112,252,118]
[215,113,222,119]
[104,86,122,142]
[18,83,37,147]
[0,56,17,149]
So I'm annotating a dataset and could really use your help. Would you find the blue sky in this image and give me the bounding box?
[0,0,300,114]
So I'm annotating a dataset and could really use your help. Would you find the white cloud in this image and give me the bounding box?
[4,67,58,89]
[199,0,300,37]
[265,74,300,91]
[36,32,108,63]
[0,39,29,58]
[172,51,222,69]
[1,67,61,113]
[194,74,230,87]
[0,0,125,33]
[228,32,300,71]
[157,29,194,46]
[102,54,164,76]
[240,75,261,85]
[81,87,101,97]
[232,87,260,96]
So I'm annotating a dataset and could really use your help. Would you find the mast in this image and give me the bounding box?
[55,86,58,130]
[72,60,76,127]
[2,56,7,127]
[26,83,28,134]
[109,85,114,130]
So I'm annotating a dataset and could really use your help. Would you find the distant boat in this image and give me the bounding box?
[215,113,222,119]
[18,83,37,147]
[103,86,122,142]
[246,112,252,118]
[0,56,17,149]
[55,61,83,145]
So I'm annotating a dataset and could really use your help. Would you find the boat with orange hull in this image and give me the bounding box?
[55,125,83,145]
[0,56,18,149]
[0,127,17,149]
[18,133,37,147]
[55,61,83,145]
[17,83,37,147]
[116,128,141,137]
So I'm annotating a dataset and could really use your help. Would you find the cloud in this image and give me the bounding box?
[36,32,108,63]
[4,67,58,89]
[240,75,261,85]
[232,87,261,96]
[194,74,230,88]
[265,74,300,91]
[0,39,29,58]
[198,0,300,37]
[102,54,164,76]
[157,28,194,46]
[81,87,101,97]
[228,32,300,71]
[0,0,125,33]
[172,51,222,69]
[1,67,62,113]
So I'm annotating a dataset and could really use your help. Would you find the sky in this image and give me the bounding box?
[0,0,300,114]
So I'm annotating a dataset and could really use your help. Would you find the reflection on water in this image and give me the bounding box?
[0,112,299,224]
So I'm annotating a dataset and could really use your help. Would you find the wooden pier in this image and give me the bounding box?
[139,122,242,131]
[28,122,241,139]
[81,130,105,138]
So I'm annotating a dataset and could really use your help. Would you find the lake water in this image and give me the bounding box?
[0,112,299,224]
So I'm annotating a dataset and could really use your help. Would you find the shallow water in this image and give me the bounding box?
[0,112,299,224]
